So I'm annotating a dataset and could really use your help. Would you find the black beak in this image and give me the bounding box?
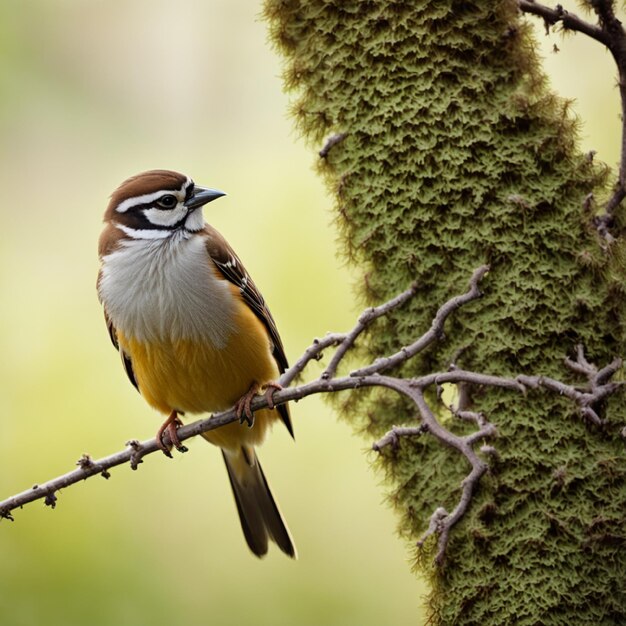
[185,186,226,210]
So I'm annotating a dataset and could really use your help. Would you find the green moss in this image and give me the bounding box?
[265,1,626,623]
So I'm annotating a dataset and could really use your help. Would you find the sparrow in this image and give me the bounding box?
[97,169,296,558]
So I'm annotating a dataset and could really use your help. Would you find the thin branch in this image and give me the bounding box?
[322,281,419,380]
[372,425,428,452]
[351,265,489,377]
[319,132,347,158]
[518,0,609,44]
[591,0,626,232]
[281,332,346,386]
[371,374,496,565]
[0,267,622,568]
[519,0,626,239]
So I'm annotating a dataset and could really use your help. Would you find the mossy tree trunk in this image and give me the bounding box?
[264,1,626,624]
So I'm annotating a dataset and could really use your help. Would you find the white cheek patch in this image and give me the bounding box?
[115,223,173,240]
[184,209,205,232]
[142,205,188,227]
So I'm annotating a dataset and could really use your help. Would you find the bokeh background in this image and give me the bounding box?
[0,2,620,625]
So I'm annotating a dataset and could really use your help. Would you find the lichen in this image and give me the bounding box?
[264,1,626,623]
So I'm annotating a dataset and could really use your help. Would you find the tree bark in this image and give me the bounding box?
[264,1,626,623]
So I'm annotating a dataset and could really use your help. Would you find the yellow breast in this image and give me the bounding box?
[118,298,278,416]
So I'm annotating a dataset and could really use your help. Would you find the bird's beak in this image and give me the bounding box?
[185,186,226,210]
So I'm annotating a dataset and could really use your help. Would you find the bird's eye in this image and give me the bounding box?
[157,194,177,209]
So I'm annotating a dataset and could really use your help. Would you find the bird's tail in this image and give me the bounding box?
[221,446,296,559]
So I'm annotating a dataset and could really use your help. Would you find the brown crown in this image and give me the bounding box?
[104,170,189,221]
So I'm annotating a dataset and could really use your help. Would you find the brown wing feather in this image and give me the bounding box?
[104,309,139,392]
[204,226,293,438]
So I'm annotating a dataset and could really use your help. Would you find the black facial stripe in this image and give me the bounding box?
[116,203,188,231]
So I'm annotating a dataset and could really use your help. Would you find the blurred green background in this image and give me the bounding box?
[0,2,620,625]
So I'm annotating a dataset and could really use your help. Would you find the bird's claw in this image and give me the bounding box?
[156,412,188,456]
[235,385,258,428]
[263,381,283,410]
[234,380,283,428]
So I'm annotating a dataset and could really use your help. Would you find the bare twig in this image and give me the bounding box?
[351,265,489,377]
[0,267,622,567]
[592,0,626,234]
[519,0,626,239]
[518,1,609,44]
[281,332,346,386]
[319,132,347,158]
[322,281,419,380]
[372,425,429,451]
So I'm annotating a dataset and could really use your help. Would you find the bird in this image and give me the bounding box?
[97,169,296,559]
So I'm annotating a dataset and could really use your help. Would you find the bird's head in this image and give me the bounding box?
[105,169,225,237]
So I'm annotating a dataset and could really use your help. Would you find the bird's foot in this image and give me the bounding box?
[262,381,283,410]
[156,411,188,457]
[235,383,260,428]
[235,381,284,428]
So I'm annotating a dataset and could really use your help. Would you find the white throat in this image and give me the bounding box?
[98,231,236,346]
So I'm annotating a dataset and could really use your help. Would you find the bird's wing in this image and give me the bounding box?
[204,226,293,438]
[104,309,139,392]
